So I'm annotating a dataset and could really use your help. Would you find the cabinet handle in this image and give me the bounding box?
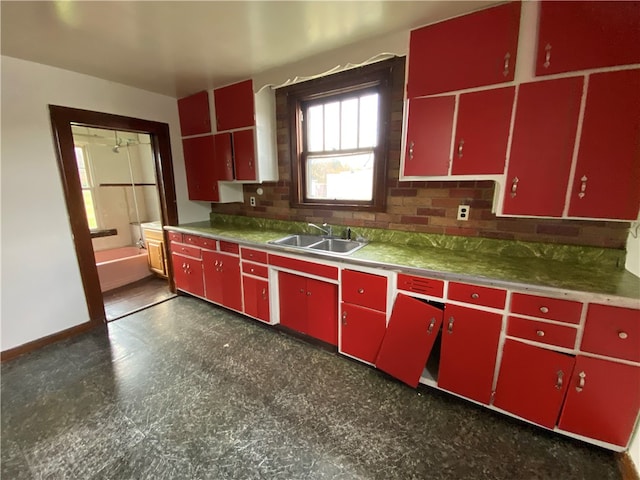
[342,311,348,326]
[409,141,414,160]
[261,288,267,300]
[427,317,436,334]
[510,177,519,198]
[182,263,186,269]
[543,43,552,69]
[536,330,545,337]
[618,331,628,340]
[576,371,586,392]
[555,370,564,390]
[457,139,464,158]
[471,293,479,299]
[250,268,255,273]
[214,260,219,266]
[358,288,365,294]
[306,291,311,296]
[447,316,454,334]
[539,306,549,314]
[299,288,305,293]
[578,175,588,199]
[503,52,511,77]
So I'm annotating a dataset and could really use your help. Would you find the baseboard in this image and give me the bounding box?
[1,321,104,362]
[617,452,640,480]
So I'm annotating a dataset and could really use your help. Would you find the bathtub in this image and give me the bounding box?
[94,246,151,292]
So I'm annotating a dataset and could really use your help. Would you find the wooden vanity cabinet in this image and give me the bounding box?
[143,228,167,278]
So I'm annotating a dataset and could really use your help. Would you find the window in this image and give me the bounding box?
[74,146,98,229]
[285,57,400,210]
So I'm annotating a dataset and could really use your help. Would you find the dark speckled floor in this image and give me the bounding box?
[2,296,621,479]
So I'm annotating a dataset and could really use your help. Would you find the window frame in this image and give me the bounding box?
[74,144,100,230]
[284,57,400,211]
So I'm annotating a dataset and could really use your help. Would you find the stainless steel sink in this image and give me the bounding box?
[269,234,367,255]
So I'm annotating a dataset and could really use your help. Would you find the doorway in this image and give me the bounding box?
[49,106,179,326]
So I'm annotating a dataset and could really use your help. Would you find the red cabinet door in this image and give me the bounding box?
[177,90,211,136]
[243,276,270,323]
[278,272,307,334]
[407,2,520,97]
[375,294,443,388]
[438,304,502,404]
[182,135,219,202]
[233,129,257,181]
[220,254,242,311]
[558,356,640,447]
[213,79,255,131]
[172,253,204,297]
[306,278,338,346]
[202,250,223,304]
[568,69,640,220]
[340,302,387,364]
[451,86,515,175]
[503,77,583,216]
[214,132,234,181]
[536,1,640,76]
[493,340,575,428]
[341,270,387,312]
[403,96,455,177]
[580,304,640,363]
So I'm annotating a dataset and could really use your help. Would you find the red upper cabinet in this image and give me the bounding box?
[177,90,211,137]
[182,135,219,202]
[502,77,583,216]
[233,128,257,181]
[403,96,455,177]
[213,79,255,131]
[567,69,640,220]
[451,86,515,175]
[407,2,521,97]
[214,132,234,181]
[536,1,640,77]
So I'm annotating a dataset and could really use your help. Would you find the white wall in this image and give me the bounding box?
[0,55,210,352]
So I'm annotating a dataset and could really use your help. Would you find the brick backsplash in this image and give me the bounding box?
[211,59,631,250]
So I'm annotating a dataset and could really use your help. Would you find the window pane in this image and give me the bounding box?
[306,104,324,152]
[324,101,340,151]
[359,93,379,148]
[75,147,90,188]
[340,98,358,150]
[82,189,98,229]
[306,152,374,201]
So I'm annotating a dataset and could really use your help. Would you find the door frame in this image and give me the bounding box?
[49,105,178,326]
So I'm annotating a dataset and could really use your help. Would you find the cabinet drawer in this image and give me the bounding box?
[242,262,268,278]
[241,247,268,264]
[397,273,444,297]
[168,231,183,243]
[510,293,582,324]
[143,229,163,242]
[448,282,506,309]
[195,236,216,250]
[342,270,387,312]
[219,241,240,255]
[507,316,577,349]
[171,243,201,259]
[268,254,338,280]
[183,234,200,246]
[580,304,640,363]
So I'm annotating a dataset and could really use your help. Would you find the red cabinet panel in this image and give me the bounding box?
[503,77,583,216]
[568,69,640,220]
[580,304,640,363]
[202,251,242,310]
[171,243,201,259]
[507,317,577,350]
[448,282,506,309]
[219,241,240,255]
[375,294,443,388]
[403,96,454,177]
[182,135,219,202]
[494,340,575,428]
[438,304,502,404]
[233,129,257,181]
[510,293,582,324]
[278,272,307,334]
[177,90,211,136]
[397,274,444,298]
[269,255,338,280]
[243,276,270,323]
[167,231,183,243]
[242,262,268,278]
[214,132,234,181]
[340,302,387,364]
[342,270,388,312]
[171,253,204,297]
[451,86,515,175]
[536,1,640,76]
[407,2,520,97]
[202,250,224,304]
[558,356,640,447]
[241,247,268,264]
[213,79,255,131]
[306,278,338,346]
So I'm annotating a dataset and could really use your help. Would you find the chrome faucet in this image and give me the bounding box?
[308,222,333,237]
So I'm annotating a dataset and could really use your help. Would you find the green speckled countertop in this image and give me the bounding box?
[167,215,640,303]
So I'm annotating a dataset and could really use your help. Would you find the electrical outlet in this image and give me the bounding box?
[249,196,256,207]
[457,205,470,221]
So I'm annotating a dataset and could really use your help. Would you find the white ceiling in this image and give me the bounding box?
[1,1,500,98]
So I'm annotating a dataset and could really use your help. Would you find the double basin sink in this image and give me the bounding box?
[269,234,367,256]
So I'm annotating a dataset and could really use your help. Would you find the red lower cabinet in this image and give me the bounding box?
[493,340,575,428]
[375,294,443,388]
[340,303,387,364]
[171,253,204,297]
[242,276,270,323]
[278,272,338,345]
[202,250,242,311]
[437,304,502,404]
[557,356,640,447]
